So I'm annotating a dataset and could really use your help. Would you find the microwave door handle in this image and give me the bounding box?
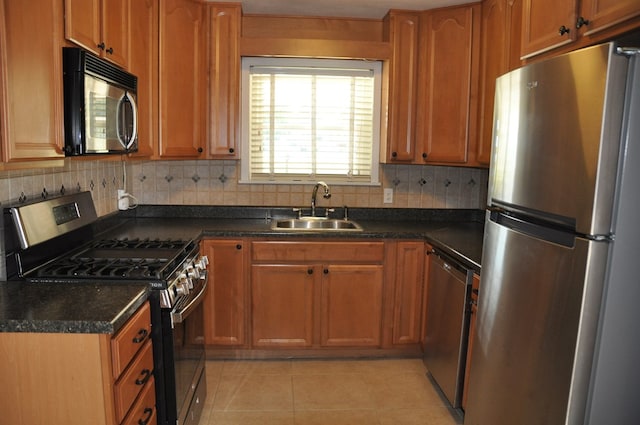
[116,93,127,149]
[125,91,138,149]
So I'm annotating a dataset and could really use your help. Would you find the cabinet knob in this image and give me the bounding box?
[307,268,313,275]
[422,152,427,159]
[391,151,398,158]
[97,42,105,50]
[197,147,203,153]
[576,16,590,28]
[229,148,235,154]
[106,47,113,55]
[558,25,571,36]
[323,268,329,274]
[236,244,242,250]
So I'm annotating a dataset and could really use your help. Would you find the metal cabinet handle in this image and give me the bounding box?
[97,42,105,50]
[138,407,153,425]
[559,25,570,36]
[576,16,590,28]
[135,369,152,385]
[132,328,148,343]
[106,47,113,54]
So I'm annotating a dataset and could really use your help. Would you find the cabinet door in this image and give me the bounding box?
[384,11,420,162]
[208,4,240,158]
[202,240,246,346]
[101,0,129,67]
[416,5,480,164]
[391,242,424,345]
[320,264,384,347]
[251,264,315,347]
[127,0,157,158]
[159,0,206,158]
[578,0,640,37]
[521,0,576,59]
[64,0,102,56]
[477,0,523,165]
[0,0,65,161]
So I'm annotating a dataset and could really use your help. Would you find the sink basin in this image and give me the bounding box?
[271,218,363,232]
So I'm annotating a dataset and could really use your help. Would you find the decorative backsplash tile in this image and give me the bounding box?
[128,160,489,210]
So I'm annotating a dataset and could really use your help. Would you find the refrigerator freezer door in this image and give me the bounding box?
[488,43,628,235]
[464,216,608,425]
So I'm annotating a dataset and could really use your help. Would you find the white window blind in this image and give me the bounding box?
[241,58,381,185]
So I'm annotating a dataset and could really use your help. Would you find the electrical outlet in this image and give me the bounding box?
[383,188,393,204]
[117,189,129,210]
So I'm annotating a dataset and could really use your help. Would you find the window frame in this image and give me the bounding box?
[239,57,382,186]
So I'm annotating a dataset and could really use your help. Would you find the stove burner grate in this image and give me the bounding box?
[35,257,170,279]
[90,238,188,250]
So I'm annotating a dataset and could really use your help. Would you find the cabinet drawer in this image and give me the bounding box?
[114,340,154,423]
[112,302,152,378]
[121,376,157,425]
[252,241,384,263]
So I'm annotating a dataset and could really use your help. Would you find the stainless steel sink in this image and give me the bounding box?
[271,218,363,232]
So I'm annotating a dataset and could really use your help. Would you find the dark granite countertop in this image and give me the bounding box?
[0,281,149,334]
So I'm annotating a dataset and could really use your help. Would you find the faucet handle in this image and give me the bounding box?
[292,207,303,218]
[343,205,349,220]
[325,208,335,218]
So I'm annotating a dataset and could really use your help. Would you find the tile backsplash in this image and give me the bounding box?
[0,159,124,216]
[0,160,488,214]
[128,160,488,210]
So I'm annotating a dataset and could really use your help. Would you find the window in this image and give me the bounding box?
[240,57,382,185]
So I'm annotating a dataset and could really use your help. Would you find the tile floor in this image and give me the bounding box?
[198,358,463,425]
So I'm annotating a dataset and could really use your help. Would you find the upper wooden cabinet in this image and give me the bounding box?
[476,0,522,165]
[159,0,206,158]
[521,0,640,59]
[384,11,420,162]
[416,4,481,165]
[127,0,158,158]
[0,0,65,162]
[65,0,129,68]
[208,4,241,159]
[383,4,481,167]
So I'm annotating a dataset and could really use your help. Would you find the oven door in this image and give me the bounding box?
[172,272,208,425]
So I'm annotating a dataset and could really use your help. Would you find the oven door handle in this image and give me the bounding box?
[170,271,208,326]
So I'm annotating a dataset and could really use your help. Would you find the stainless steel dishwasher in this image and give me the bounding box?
[423,247,472,409]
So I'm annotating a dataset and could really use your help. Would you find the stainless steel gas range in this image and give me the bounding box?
[3,191,208,425]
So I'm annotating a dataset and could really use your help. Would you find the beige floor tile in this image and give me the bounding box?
[292,374,376,410]
[213,374,294,411]
[377,407,462,425]
[290,358,372,375]
[208,410,295,425]
[294,409,381,425]
[221,359,293,376]
[357,358,427,376]
[364,372,446,409]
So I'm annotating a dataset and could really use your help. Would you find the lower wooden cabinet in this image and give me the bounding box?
[251,240,385,349]
[389,241,425,345]
[0,301,155,425]
[201,239,247,346]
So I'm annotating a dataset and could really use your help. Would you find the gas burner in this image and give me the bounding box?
[90,238,189,250]
[35,257,170,279]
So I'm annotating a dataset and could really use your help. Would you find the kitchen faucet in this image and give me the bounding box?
[311,181,331,217]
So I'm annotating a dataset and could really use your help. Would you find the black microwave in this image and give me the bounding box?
[62,47,138,156]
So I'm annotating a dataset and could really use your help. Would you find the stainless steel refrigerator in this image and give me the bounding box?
[465,42,640,425]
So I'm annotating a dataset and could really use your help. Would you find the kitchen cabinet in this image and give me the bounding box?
[462,273,480,410]
[64,0,129,68]
[0,0,65,162]
[251,241,385,348]
[521,0,640,59]
[383,11,420,162]
[127,0,158,158]
[207,4,241,159]
[415,3,481,165]
[382,4,481,166]
[159,0,206,158]
[201,239,248,346]
[0,302,156,425]
[476,0,523,165]
[389,241,425,345]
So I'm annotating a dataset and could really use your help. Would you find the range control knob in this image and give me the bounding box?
[174,281,188,296]
[187,266,200,280]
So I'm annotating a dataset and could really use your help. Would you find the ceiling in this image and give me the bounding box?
[239,0,475,19]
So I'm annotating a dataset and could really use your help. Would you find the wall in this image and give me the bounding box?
[128,160,488,210]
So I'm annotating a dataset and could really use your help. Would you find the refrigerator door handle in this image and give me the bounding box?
[490,210,575,247]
